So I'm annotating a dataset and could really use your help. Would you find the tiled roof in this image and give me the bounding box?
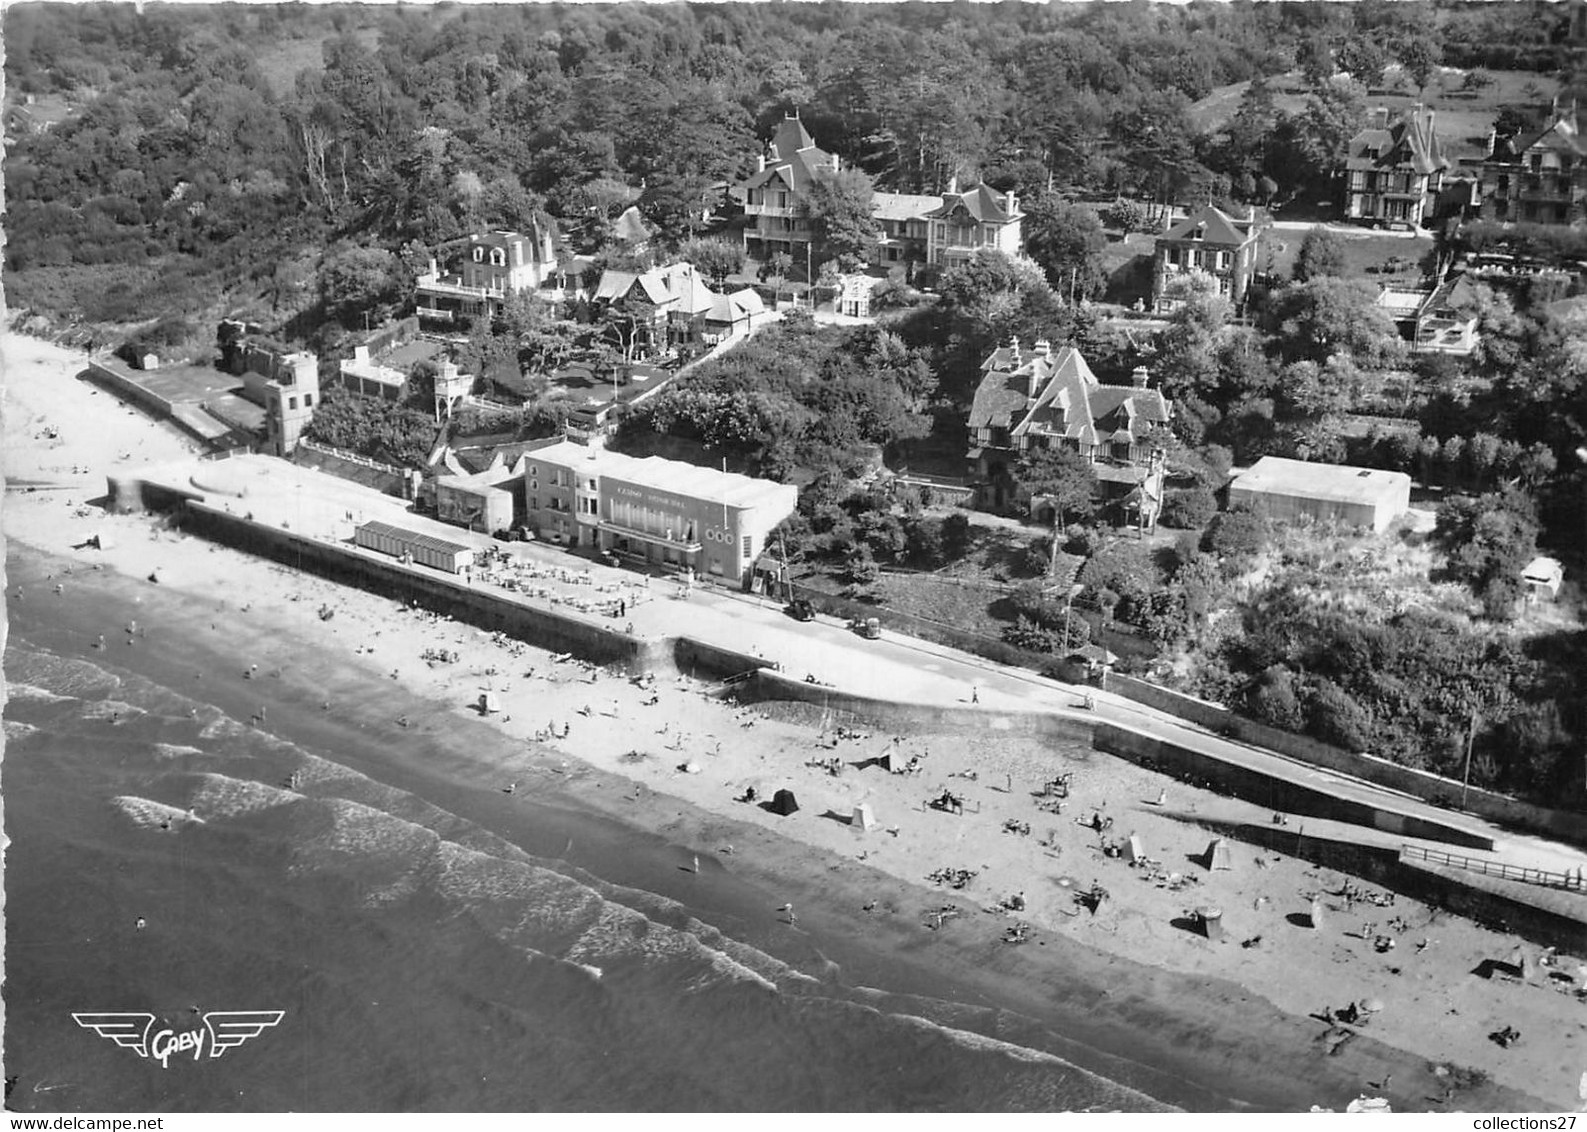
[741,115,835,194]
[1344,107,1449,175]
[1161,205,1253,247]
[925,182,1020,224]
[871,191,942,222]
[611,206,651,246]
[970,342,1173,449]
[1513,113,1587,159]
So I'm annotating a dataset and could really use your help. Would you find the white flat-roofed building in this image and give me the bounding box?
[524,440,797,583]
[1228,456,1411,533]
[337,346,409,402]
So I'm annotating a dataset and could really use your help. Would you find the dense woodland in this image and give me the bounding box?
[8,1,1587,807]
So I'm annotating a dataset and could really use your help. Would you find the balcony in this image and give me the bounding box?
[743,202,797,218]
[599,520,702,552]
[416,276,505,303]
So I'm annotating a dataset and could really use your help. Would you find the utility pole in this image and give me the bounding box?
[1461,707,1479,808]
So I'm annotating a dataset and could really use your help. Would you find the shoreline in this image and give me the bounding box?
[4,329,1579,1111]
[3,539,1563,1113]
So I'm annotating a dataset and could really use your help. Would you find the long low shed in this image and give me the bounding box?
[355,519,475,574]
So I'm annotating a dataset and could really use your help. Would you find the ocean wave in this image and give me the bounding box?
[5,682,76,705]
[185,772,300,821]
[111,795,202,833]
[79,699,145,722]
[3,720,40,742]
[4,649,123,699]
[151,742,207,760]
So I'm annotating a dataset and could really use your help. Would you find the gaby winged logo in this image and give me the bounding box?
[72,1011,285,1069]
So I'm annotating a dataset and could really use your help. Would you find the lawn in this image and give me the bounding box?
[1258,228,1437,283]
[1191,66,1554,166]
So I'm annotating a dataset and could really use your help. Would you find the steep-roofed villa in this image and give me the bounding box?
[1344,105,1449,229]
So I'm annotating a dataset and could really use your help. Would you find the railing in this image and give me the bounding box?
[1400,844,1586,893]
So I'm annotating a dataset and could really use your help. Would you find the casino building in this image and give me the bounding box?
[523,440,798,584]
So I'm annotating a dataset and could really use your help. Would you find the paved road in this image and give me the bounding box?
[155,455,1587,880]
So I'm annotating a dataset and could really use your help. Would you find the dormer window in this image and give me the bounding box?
[490,248,506,266]
[472,247,485,262]
[1366,147,1380,160]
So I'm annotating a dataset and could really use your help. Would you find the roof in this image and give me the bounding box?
[1230,457,1411,507]
[1375,287,1433,319]
[741,113,836,194]
[339,356,407,386]
[356,520,473,560]
[1161,205,1255,248]
[1513,112,1587,160]
[527,440,795,511]
[1522,556,1563,584]
[705,288,765,325]
[1345,106,1449,175]
[611,206,651,246]
[968,340,1171,449]
[925,182,1020,224]
[871,191,942,222]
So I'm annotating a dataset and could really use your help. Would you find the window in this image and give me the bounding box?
[304,394,313,407]
[530,498,538,511]
[742,535,752,559]
[776,191,788,209]
[490,248,506,266]
[473,247,484,262]
[586,478,596,490]
[287,396,297,410]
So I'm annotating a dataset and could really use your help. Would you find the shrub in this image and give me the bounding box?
[1159,486,1218,530]
[1201,507,1268,560]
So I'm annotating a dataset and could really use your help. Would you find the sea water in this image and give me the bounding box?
[2,556,1175,1113]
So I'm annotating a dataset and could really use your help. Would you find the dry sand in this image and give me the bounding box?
[5,330,1584,1111]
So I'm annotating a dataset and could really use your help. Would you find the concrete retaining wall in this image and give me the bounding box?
[1109,673,1587,845]
[183,501,645,668]
[86,359,177,418]
[1199,823,1583,951]
[1094,722,1494,851]
[673,638,766,681]
[749,668,1097,739]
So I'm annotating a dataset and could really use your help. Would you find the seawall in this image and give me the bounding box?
[1110,673,1587,847]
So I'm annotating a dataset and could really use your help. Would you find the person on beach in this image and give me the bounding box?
[971,685,979,704]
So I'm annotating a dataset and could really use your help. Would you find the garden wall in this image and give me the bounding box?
[1108,673,1587,846]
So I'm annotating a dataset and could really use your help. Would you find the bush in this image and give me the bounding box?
[1201,507,1268,560]
[1159,486,1218,529]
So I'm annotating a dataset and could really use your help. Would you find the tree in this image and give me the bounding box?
[1015,445,1098,530]
[1267,277,1405,368]
[1160,486,1218,529]
[759,251,793,308]
[1432,489,1539,619]
[1200,506,1267,561]
[1023,193,1105,301]
[318,245,403,329]
[1294,225,1347,282]
[1101,198,1147,234]
[1396,33,1443,97]
[677,237,745,289]
[802,165,875,273]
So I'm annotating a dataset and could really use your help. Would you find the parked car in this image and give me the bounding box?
[849,616,881,639]
[784,599,816,622]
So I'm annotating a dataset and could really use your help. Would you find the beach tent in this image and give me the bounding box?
[90,531,115,550]
[874,753,892,772]
[769,789,800,816]
[478,691,500,714]
[1197,907,1226,941]
[852,802,877,831]
[1124,833,1145,863]
[1308,897,1326,930]
[1205,838,1233,871]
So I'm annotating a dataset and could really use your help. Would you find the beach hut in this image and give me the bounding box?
[1308,897,1326,930]
[1124,833,1145,863]
[768,789,800,816]
[1205,838,1233,871]
[1197,906,1226,941]
[478,691,500,714]
[852,802,877,831]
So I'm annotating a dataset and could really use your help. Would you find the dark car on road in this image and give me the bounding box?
[784,599,816,622]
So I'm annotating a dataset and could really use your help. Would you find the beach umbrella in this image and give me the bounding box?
[1360,997,1385,1014]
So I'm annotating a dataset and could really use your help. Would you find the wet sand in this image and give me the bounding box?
[4,329,1580,1111]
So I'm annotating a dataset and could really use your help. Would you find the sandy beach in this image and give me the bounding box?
[4,329,1583,1112]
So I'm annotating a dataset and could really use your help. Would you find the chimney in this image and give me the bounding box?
[947,172,959,195]
[1131,366,1150,389]
[1372,106,1390,130]
[1006,190,1017,216]
[758,153,767,173]
[1034,338,1051,356]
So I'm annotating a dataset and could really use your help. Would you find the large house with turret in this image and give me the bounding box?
[1343,105,1449,229]
[967,339,1174,524]
[733,113,1023,276]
